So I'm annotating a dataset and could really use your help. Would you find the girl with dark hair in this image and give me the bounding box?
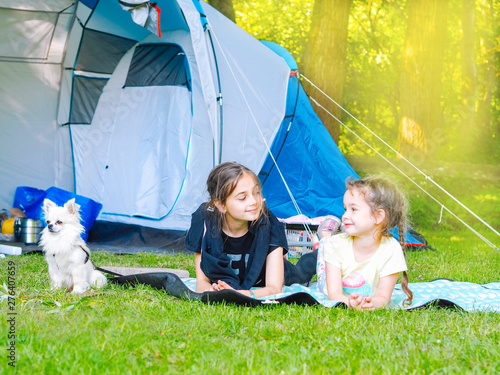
[317,176,413,309]
[185,162,317,298]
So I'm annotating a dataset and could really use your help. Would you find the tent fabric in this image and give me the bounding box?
[81,0,99,8]
[258,42,424,246]
[119,1,162,38]
[259,41,358,220]
[0,0,424,247]
[71,43,193,220]
[0,1,75,201]
[260,40,298,71]
[263,83,358,220]
[0,0,290,232]
[0,9,58,60]
[64,0,289,231]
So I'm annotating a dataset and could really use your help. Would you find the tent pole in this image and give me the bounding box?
[207,28,223,164]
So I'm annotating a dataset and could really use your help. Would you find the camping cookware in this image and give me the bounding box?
[14,217,44,245]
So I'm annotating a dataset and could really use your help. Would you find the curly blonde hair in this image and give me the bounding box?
[346,176,413,306]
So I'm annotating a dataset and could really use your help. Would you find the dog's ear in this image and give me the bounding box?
[42,199,56,213]
[64,199,80,215]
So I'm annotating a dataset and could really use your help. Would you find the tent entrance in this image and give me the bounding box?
[72,43,193,220]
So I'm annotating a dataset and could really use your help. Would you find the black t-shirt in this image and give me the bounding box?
[222,231,275,287]
[185,203,289,289]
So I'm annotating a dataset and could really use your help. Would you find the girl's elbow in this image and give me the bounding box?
[268,283,283,295]
[196,280,210,293]
[271,286,282,295]
[327,288,344,302]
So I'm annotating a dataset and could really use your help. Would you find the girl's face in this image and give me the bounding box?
[219,173,262,226]
[342,188,382,238]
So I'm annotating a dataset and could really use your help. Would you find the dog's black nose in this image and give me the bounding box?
[48,224,54,230]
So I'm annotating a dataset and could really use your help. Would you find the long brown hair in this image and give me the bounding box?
[346,176,413,306]
[205,162,265,229]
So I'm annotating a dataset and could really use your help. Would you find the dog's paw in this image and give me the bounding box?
[71,285,89,294]
[50,282,63,290]
[92,272,108,289]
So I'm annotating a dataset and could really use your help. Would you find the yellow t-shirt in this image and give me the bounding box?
[319,233,407,298]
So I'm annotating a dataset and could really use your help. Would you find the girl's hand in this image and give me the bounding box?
[217,280,253,297]
[210,283,222,291]
[216,280,234,291]
[352,273,400,310]
[349,295,376,310]
[348,293,364,309]
[359,296,375,310]
[214,247,285,299]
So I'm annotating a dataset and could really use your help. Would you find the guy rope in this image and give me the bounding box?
[206,18,498,250]
[301,75,499,251]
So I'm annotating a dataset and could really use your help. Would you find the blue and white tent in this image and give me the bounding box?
[0,0,370,239]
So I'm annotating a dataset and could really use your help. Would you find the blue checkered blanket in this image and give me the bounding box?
[181,278,500,312]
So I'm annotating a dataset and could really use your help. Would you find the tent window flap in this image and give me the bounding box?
[124,44,190,89]
[75,29,137,74]
[70,75,108,124]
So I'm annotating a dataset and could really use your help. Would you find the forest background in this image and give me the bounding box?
[207,0,499,246]
[207,0,499,165]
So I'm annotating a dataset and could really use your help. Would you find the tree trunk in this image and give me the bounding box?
[459,0,477,153]
[398,0,449,161]
[301,0,353,143]
[475,0,498,160]
[208,0,236,23]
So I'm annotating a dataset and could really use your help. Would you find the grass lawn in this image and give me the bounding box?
[1,229,499,374]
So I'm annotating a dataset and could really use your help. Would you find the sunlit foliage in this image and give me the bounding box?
[233,1,313,66]
[214,0,499,164]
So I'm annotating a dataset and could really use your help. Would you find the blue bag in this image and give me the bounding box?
[13,186,102,241]
[13,186,46,219]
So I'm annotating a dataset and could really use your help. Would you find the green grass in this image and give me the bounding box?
[405,173,500,235]
[1,230,500,374]
[353,159,500,239]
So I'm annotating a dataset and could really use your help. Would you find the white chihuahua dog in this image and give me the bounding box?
[40,198,107,294]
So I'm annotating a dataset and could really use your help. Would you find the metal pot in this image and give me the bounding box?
[14,217,44,245]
